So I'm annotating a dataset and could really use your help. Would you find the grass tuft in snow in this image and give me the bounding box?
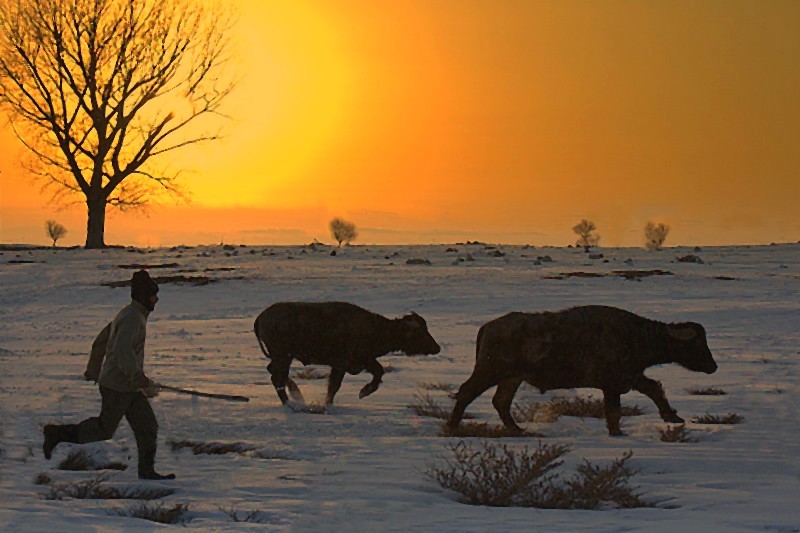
[692,412,744,424]
[114,501,191,524]
[220,506,268,523]
[427,441,649,509]
[57,449,127,471]
[44,474,175,500]
[169,439,256,455]
[513,395,644,423]
[418,381,456,392]
[659,425,699,443]
[408,392,451,419]
[34,473,52,485]
[687,387,727,396]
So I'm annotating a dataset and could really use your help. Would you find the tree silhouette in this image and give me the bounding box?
[45,219,67,246]
[0,0,235,248]
[330,218,358,246]
[572,219,600,252]
[644,222,670,251]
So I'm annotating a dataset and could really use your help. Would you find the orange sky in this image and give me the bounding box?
[2,0,799,247]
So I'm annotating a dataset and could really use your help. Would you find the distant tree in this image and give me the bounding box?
[572,219,600,252]
[644,222,670,251]
[330,218,358,246]
[0,0,235,248]
[45,219,67,247]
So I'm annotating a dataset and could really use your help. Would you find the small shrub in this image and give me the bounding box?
[169,440,256,455]
[687,387,727,396]
[427,441,649,509]
[692,413,744,424]
[34,473,52,485]
[57,449,127,471]
[44,474,175,500]
[427,440,569,506]
[513,396,644,423]
[115,501,191,524]
[329,218,358,246]
[440,421,537,438]
[418,382,456,392]
[546,451,647,509]
[287,401,328,414]
[408,392,450,419]
[644,222,670,251]
[659,425,699,443]
[220,506,267,523]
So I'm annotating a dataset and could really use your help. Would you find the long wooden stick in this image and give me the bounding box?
[156,383,250,402]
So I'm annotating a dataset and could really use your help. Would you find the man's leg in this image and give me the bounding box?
[44,386,129,459]
[126,394,174,480]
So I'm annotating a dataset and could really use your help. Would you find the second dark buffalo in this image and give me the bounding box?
[448,305,718,435]
[255,302,441,405]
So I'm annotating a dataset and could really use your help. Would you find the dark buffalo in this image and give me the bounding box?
[254,302,441,405]
[448,305,718,435]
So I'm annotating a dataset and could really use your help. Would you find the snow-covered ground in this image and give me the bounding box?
[1,242,798,532]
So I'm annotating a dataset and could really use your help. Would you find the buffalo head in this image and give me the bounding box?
[398,312,441,355]
[668,322,717,374]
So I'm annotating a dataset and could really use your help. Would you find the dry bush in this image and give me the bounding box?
[220,506,267,523]
[513,396,644,423]
[687,387,727,396]
[44,474,175,500]
[692,413,744,424]
[287,401,328,414]
[329,217,358,246]
[292,366,329,380]
[57,449,127,471]
[418,382,456,392]
[644,222,670,251]
[169,440,256,455]
[440,421,537,438]
[406,392,454,420]
[546,451,647,509]
[659,425,699,443]
[34,473,52,485]
[115,501,191,524]
[427,441,648,509]
[572,219,600,252]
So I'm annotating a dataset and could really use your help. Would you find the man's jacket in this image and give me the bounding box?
[85,300,149,392]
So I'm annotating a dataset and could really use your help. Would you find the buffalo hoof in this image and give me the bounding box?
[661,411,685,424]
[359,383,379,399]
[608,428,626,437]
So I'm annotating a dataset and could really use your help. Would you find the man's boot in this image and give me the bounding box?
[43,424,79,459]
[137,449,175,480]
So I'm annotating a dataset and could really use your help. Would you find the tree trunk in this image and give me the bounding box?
[85,195,107,249]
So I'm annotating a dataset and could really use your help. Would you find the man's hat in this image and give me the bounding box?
[131,269,159,302]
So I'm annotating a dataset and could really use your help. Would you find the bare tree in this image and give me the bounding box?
[329,218,358,247]
[572,219,600,252]
[0,0,235,248]
[45,219,67,246]
[644,222,670,251]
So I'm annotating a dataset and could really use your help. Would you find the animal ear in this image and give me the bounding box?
[403,313,422,329]
[668,325,696,341]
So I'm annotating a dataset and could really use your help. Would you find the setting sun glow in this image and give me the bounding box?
[2,0,798,246]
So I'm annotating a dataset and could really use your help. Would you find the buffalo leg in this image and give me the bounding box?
[267,357,292,404]
[326,368,346,405]
[634,375,684,423]
[359,360,385,399]
[492,377,524,432]
[286,378,305,403]
[448,373,497,428]
[603,390,624,436]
